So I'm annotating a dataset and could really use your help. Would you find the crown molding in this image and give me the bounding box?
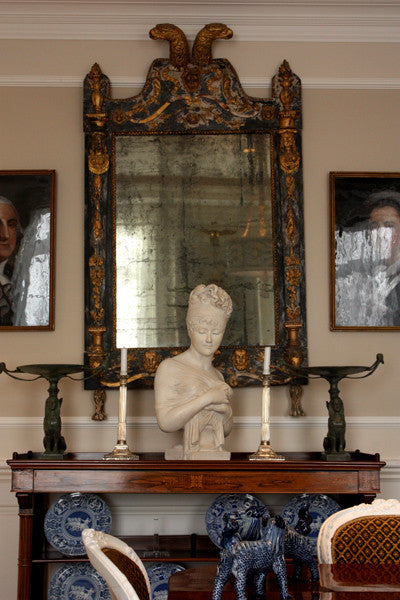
[0,1,398,42]
[0,75,399,90]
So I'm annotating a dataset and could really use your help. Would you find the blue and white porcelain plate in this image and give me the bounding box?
[205,493,269,548]
[146,562,185,600]
[281,493,341,551]
[44,493,112,556]
[48,563,111,600]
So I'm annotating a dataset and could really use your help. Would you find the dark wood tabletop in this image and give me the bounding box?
[7,450,385,497]
[319,563,400,592]
[167,564,400,599]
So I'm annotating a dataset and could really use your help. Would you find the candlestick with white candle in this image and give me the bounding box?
[249,346,284,461]
[103,347,139,460]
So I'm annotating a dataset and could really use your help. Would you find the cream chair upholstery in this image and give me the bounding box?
[82,528,151,600]
[317,498,400,564]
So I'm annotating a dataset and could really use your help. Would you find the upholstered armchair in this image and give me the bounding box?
[317,498,400,564]
[82,528,151,600]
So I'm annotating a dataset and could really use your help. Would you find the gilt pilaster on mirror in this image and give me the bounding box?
[273,61,307,415]
[84,64,112,419]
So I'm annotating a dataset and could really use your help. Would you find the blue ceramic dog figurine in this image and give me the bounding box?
[212,515,290,600]
[212,507,319,600]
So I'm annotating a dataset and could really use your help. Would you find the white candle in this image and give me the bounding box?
[261,384,271,443]
[263,346,271,375]
[261,383,270,422]
[117,383,127,442]
[120,347,128,376]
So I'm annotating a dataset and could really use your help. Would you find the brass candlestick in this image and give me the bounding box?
[103,374,139,460]
[249,374,285,461]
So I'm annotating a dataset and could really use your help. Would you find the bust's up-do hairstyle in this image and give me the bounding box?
[187,284,233,322]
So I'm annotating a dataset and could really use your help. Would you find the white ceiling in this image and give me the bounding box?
[0,1,399,42]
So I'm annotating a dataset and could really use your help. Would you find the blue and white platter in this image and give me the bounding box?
[281,493,341,551]
[48,563,111,600]
[146,562,185,600]
[205,493,269,548]
[44,492,112,556]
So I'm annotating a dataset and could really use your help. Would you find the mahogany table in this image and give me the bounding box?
[7,450,385,600]
[319,563,400,593]
[168,564,400,599]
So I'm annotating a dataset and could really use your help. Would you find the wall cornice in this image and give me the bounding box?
[0,1,398,42]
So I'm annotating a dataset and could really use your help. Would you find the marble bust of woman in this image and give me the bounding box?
[155,284,233,460]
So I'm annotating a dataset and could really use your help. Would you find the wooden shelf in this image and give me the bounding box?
[32,534,219,564]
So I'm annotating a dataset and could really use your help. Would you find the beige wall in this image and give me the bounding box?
[0,37,399,599]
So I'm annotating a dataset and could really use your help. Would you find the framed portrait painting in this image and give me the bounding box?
[330,172,400,330]
[0,170,55,330]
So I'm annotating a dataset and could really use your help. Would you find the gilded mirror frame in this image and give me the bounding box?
[83,23,307,419]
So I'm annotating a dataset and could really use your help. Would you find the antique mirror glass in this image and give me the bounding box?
[115,131,274,349]
[83,23,307,419]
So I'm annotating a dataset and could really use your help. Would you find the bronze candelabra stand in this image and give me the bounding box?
[287,353,384,461]
[0,362,87,459]
[0,357,113,460]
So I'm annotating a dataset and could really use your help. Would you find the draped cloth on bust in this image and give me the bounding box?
[155,356,228,456]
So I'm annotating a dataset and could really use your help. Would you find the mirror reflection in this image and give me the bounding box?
[115,132,275,349]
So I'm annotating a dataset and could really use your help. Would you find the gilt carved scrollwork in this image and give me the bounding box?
[83,24,308,419]
[85,63,110,332]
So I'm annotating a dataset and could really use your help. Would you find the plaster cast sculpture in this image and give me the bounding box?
[155,284,233,460]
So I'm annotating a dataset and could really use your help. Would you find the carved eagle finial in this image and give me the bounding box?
[191,23,233,67]
[149,23,190,69]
